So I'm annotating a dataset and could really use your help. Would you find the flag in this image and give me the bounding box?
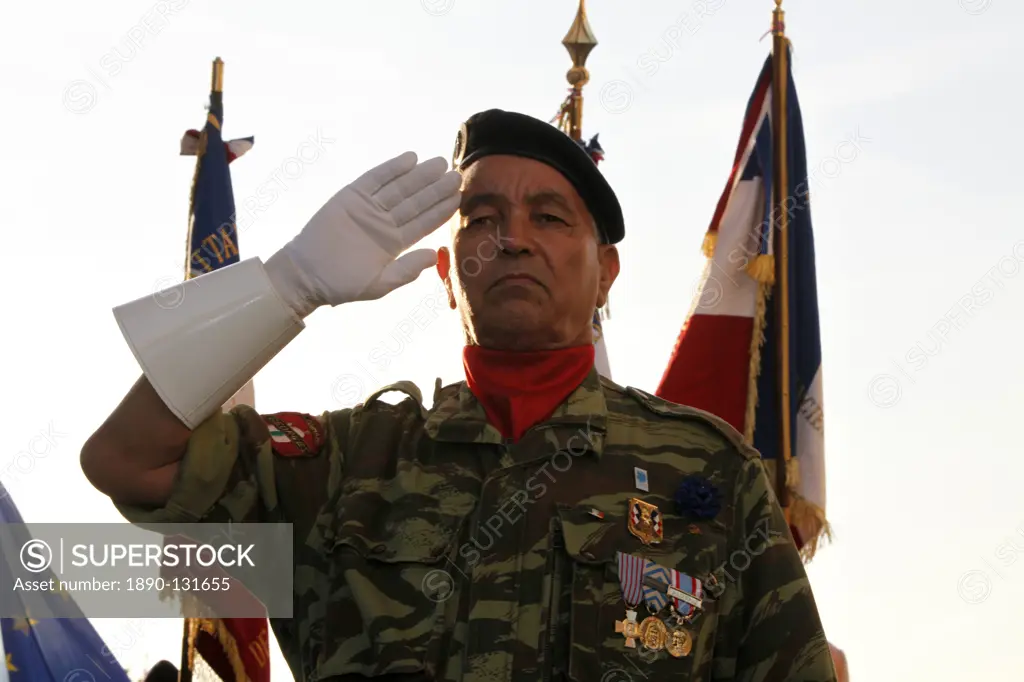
[0,483,132,682]
[167,58,270,682]
[655,50,828,559]
[179,61,255,414]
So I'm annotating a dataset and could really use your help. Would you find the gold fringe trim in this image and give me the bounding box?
[785,456,801,490]
[701,231,718,258]
[165,586,254,681]
[789,493,833,563]
[186,617,198,671]
[193,617,251,682]
[743,282,771,442]
[746,254,776,284]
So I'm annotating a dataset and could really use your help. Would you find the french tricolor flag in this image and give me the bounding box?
[656,51,828,558]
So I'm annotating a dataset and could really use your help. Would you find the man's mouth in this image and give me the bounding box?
[491,273,545,291]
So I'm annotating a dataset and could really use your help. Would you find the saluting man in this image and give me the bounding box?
[82,110,838,682]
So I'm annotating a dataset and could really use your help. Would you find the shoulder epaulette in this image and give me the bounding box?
[624,387,757,460]
[361,380,426,418]
[262,412,326,458]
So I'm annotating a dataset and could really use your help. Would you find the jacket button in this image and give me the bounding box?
[372,544,386,554]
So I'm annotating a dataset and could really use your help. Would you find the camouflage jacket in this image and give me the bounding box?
[116,369,837,682]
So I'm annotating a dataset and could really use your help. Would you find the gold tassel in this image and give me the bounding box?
[789,494,833,563]
[746,254,776,284]
[551,90,574,134]
[701,231,718,258]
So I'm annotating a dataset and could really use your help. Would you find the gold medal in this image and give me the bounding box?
[614,609,640,648]
[665,627,693,658]
[637,616,668,651]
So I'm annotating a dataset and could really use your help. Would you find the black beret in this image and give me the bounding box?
[451,109,624,244]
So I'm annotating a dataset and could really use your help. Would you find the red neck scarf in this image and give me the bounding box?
[463,344,595,443]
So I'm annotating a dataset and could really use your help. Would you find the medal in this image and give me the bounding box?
[627,498,663,545]
[617,552,647,607]
[615,552,648,648]
[642,561,671,614]
[637,615,668,651]
[670,569,704,618]
[665,626,693,658]
[637,560,670,652]
[614,609,640,648]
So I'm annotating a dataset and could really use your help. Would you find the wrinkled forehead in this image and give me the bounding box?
[459,155,585,208]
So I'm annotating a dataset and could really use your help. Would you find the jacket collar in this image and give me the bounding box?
[424,366,607,459]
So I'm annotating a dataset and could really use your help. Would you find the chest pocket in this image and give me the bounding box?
[555,504,725,682]
[311,473,476,680]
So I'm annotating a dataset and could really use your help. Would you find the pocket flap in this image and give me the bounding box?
[331,522,452,561]
[556,504,722,580]
[555,504,625,565]
[330,514,467,563]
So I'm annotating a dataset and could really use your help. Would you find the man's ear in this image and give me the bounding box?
[437,246,457,309]
[596,245,620,309]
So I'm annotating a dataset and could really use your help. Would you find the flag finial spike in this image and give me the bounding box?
[771,0,785,38]
[562,0,597,91]
[211,57,224,94]
[560,0,597,141]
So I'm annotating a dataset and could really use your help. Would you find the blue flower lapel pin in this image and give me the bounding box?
[674,475,722,520]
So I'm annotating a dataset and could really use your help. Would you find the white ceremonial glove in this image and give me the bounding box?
[265,151,461,318]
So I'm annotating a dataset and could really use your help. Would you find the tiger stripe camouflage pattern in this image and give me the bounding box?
[116,369,837,681]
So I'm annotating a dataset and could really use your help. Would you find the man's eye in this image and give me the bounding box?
[467,215,497,228]
[537,214,568,225]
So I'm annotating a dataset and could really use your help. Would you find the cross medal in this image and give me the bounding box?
[615,609,640,648]
[615,552,649,648]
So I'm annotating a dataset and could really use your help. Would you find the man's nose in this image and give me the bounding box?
[497,212,535,255]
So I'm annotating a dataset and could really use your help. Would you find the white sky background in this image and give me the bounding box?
[1,0,1022,679]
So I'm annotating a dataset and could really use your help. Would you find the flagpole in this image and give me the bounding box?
[557,0,612,376]
[178,617,192,682]
[178,57,226,682]
[560,0,595,142]
[771,1,792,513]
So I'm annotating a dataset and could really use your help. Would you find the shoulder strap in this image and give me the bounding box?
[363,380,424,407]
[624,386,758,459]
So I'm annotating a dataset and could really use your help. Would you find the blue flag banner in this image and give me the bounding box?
[0,484,131,682]
[181,81,253,280]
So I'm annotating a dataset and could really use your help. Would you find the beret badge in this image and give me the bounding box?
[674,475,721,520]
[451,122,469,168]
